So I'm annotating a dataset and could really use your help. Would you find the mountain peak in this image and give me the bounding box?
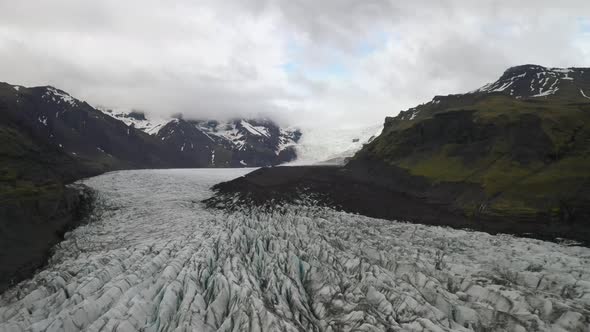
[97,108,301,167]
[474,64,589,99]
[501,64,548,77]
[40,86,80,107]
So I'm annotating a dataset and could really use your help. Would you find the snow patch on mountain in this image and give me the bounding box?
[277,127,299,154]
[42,87,79,107]
[472,65,587,99]
[191,119,299,155]
[37,116,47,126]
[98,107,170,135]
[98,109,299,159]
[239,120,270,138]
[409,108,421,120]
[199,122,245,150]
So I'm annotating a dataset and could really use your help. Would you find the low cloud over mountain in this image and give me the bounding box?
[0,1,588,127]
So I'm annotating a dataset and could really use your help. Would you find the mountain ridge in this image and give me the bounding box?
[1,82,301,169]
[398,64,590,123]
[98,107,301,167]
[473,64,590,99]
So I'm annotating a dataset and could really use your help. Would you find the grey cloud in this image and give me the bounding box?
[0,0,588,126]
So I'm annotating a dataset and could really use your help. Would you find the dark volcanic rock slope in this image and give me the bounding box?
[0,83,187,174]
[352,65,590,229]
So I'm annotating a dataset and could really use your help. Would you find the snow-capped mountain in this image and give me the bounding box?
[397,64,590,122]
[1,82,190,172]
[96,108,169,135]
[5,80,380,168]
[98,108,302,167]
[472,64,590,99]
[157,118,301,167]
[1,81,301,172]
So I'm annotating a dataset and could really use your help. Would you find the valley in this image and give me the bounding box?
[3,2,589,331]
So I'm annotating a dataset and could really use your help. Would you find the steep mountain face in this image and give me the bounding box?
[0,84,98,291]
[0,83,189,174]
[99,108,301,167]
[473,65,590,99]
[0,81,301,170]
[156,118,301,167]
[97,108,169,135]
[352,64,590,226]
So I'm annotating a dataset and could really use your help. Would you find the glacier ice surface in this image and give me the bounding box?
[1,169,589,331]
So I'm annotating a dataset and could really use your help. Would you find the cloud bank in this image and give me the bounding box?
[0,0,588,127]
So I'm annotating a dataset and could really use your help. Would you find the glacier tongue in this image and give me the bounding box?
[1,169,589,331]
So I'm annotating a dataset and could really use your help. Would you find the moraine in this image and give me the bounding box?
[1,169,589,331]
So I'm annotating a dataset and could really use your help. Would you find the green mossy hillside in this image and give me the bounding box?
[355,92,590,222]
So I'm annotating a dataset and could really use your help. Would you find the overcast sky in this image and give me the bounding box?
[1,1,589,127]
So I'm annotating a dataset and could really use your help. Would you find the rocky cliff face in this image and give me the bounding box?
[0,184,92,292]
[352,65,590,228]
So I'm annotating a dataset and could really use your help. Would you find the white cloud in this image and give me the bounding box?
[0,1,588,127]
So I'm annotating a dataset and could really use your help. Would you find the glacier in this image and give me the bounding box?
[1,169,589,331]
[287,124,383,165]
